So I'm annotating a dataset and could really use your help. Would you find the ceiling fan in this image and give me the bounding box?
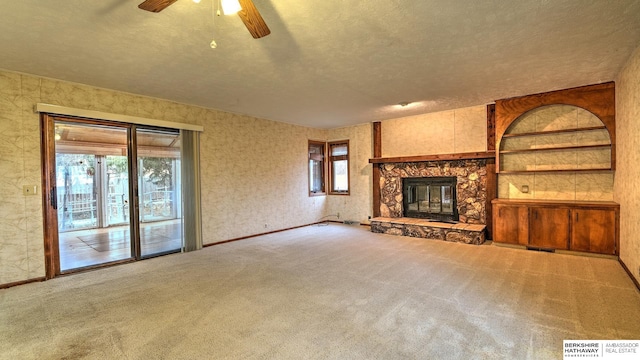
[138,0,271,39]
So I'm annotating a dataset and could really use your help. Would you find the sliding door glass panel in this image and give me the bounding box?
[136,128,183,257]
[104,155,130,227]
[55,121,132,271]
[56,153,98,231]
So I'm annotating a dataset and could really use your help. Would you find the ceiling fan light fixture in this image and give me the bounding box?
[221,0,242,15]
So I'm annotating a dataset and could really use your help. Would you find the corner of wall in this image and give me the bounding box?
[614,43,640,286]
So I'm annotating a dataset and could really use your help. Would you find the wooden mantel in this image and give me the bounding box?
[369,151,496,164]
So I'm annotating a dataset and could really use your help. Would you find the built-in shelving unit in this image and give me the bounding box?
[492,83,618,248]
[498,125,612,173]
[495,82,616,174]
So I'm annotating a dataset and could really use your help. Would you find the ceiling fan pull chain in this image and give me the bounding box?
[210,0,219,48]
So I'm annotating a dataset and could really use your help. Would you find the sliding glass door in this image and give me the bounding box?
[43,116,185,274]
[54,122,133,270]
[136,128,183,258]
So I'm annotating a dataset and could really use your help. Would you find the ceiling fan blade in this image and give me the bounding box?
[238,0,271,39]
[138,0,178,13]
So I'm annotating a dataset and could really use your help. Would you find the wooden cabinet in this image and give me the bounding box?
[492,199,618,255]
[529,207,570,250]
[493,204,529,246]
[571,208,617,254]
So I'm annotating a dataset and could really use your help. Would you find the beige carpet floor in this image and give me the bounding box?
[1,223,639,359]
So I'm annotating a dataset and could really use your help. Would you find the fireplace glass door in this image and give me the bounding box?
[403,177,458,221]
[429,185,442,213]
[440,185,454,214]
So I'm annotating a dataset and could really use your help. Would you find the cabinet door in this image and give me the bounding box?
[529,207,570,249]
[493,204,529,245]
[571,209,616,254]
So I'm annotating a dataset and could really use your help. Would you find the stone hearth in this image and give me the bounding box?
[370,217,486,245]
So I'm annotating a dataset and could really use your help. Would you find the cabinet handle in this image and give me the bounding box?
[576,212,579,222]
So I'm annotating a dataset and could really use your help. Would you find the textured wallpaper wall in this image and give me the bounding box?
[202,112,328,242]
[0,71,43,284]
[325,123,373,224]
[615,44,640,285]
[380,105,487,157]
[0,69,327,284]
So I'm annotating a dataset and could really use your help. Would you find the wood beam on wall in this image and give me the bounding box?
[485,158,497,240]
[372,122,381,218]
[487,104,496,151]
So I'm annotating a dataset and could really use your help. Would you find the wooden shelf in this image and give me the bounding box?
[492,198,619,207]
[501,126,607,138]
[369,151,495,164]
[499,144,610,154]
[498,168,612,174]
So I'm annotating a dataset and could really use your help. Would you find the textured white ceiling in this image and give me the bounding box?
[1,0,639,129]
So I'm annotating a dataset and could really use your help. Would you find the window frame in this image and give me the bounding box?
[328,140,350,195]
[308,140,326,196]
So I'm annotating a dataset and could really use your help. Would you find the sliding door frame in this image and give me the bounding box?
[41,113,59,279]
[40,107,202,279]
[128,124,142,260]
[41,114,138,278]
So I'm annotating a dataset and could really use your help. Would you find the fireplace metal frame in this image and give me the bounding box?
[402,176,459,222]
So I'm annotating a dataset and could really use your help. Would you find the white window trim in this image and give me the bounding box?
[35,103,203,132]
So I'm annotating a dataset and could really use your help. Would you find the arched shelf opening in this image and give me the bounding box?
[498,104,612,173]
[495,82,615,174]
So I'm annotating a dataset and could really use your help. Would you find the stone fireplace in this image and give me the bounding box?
[371,158,489,245]
[380,159,487,225]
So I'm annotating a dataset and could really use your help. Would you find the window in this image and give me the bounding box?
[308,139,350,196]
[308,140,325,196]
[329,140,349,195]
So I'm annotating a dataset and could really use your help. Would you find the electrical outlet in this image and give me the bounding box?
[23,185,38,196]
[337,212,340,219]
[264,224,268,229]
